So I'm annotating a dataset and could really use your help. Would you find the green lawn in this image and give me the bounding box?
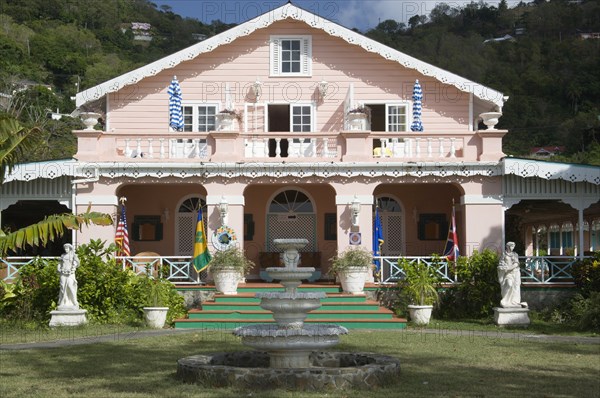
[1,328,598,398]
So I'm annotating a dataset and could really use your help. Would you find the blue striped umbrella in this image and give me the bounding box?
[168,76,183,131]
[410,79,424,132]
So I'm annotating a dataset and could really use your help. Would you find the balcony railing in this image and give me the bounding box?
[3,255,583,285]
[74,129,501,163]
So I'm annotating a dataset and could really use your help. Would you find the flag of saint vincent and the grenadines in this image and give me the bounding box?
[192,208,211,272]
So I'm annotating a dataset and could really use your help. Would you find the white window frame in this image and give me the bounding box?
[385,103,409,132]
[290,103,315,133]
[182,103,219,132]
[270,35,312,77]
[263,102,316,133]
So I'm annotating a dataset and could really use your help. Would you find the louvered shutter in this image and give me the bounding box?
[270,38,280,76]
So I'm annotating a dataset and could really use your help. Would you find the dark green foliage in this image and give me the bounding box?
[0,239,185,325]
[437,250,501,319]
[397,257,441,305]
[571,252,600,297]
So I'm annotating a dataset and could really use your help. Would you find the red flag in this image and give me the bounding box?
[115,204,130,256]
[443,204,459,261]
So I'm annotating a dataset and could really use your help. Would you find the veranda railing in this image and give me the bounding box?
[2,255,585,285]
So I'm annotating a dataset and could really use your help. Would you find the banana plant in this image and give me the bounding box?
[0,115,42,184]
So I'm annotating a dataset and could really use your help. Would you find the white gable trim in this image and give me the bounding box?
[503,157,600,185]
[76,3,504,109]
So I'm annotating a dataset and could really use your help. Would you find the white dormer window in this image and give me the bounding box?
[270,35,312,76]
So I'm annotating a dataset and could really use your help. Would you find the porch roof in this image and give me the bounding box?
[75,3,505,109]
[503,157,600,185]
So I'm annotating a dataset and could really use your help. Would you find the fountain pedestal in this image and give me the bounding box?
[233,238,348,368]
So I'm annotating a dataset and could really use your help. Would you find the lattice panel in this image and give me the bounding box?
[266,214,316,252]
[382,214,403,255]
[177,214,195,254]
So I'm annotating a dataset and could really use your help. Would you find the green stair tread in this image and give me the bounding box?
[175,317,406,323]
[188,308,393,315]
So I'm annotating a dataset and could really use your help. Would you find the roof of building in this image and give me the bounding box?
[75,3,506,109]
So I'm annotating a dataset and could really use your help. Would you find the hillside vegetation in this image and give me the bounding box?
[0,0,599,164]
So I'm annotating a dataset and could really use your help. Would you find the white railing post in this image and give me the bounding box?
[427,138,432,158]
[125,139,132,157]
[311,138,317,157]
[415,138,421,158]
[136,138,142,157]
[275,138,281,157]
[450,138,457,158]
[438,138,444,157]
[159,138,165,159]
[170,139,176,158]
[147,139,154,158]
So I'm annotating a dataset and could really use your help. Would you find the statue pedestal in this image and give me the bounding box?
[49,309,88,327]
[493,307,530,327]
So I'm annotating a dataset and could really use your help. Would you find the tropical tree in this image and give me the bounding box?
[0,114,42,184]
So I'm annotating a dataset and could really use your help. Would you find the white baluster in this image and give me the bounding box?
[415,138,421,158]
[311,138,317,157]
[297,139,303,157]
[427,138,433,157]
[263,138,269,157]
[450,138,457,158]
[170,139,176,158]
[159,138,165,159]
[406,138,413,158]
[195,139,201,158]
[124,139,132,158]
[275,138,281,157]
[439,138,445,157]
[322,137,329,157]
[136,139,142,157]
[147,139,154,158]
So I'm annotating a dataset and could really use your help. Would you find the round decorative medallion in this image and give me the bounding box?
[212,225,238,251]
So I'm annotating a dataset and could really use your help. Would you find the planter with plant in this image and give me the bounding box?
[329,247,372,294]
[208,247,254,294]
[142,277,171,328]
[347,105,371,130]
[398,257,441,325]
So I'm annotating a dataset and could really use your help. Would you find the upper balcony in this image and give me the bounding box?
[74,110,506,164]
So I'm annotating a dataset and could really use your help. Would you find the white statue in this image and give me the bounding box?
[497,242,527,308]
[57,243,80,310]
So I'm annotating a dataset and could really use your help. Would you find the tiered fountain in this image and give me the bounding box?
[177,239,400,390]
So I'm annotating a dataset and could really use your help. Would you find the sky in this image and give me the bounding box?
[152,0,527,32]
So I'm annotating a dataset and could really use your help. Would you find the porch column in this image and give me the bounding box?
[205,192,245,251]
[334,193,374,254]
[561,196,598,259]
[462,194,504,255]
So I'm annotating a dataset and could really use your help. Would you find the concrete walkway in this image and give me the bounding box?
[1,326,598,351]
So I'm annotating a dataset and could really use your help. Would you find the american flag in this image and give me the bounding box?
[115,204,130,256]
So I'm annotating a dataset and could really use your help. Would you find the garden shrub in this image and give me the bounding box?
[1,240,185,326]
[437,249,501,319]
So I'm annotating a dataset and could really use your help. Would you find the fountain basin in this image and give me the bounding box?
[233,324,348,368]
[177,351,401,390]
[257,292,326,329]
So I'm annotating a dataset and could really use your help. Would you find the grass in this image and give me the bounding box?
[1,327,598,397]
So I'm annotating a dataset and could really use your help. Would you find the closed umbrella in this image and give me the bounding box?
[410,79,423,132]
[168,76,183,131]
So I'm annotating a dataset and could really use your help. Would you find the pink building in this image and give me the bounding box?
[2,4,599,283]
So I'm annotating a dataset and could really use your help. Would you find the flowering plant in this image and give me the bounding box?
[347,105,371,122]
[218,108,243,124]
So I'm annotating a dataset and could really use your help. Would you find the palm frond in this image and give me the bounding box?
[0,211,113,256]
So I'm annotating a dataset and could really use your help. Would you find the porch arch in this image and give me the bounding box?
[374,194,405,255]
[265,187,317,252]
[175,194,208,256]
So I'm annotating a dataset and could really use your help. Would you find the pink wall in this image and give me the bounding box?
[107,20,470,135]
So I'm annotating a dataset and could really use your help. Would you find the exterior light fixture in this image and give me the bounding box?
[219,196,229,226]
[318,80,328,98]
[251,79,262,100]
[351,195,360,227]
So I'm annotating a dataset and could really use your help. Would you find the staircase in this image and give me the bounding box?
[174,283,407,330]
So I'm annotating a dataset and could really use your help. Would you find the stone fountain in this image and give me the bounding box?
[177,238,400,390]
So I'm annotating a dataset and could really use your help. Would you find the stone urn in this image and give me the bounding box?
[479,112,502,130]
[216,112,236,131]
[143,307,169,328]
[337,266,369,294]
[347,112,369,131]
[80,112,101,130]
[211,266,243,294]
[407,304,433,325]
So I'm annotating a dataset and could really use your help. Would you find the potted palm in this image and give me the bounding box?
[398,257,440,325]
[329,247,372,294]
[142,277,171,328]
[208,247,254,294]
